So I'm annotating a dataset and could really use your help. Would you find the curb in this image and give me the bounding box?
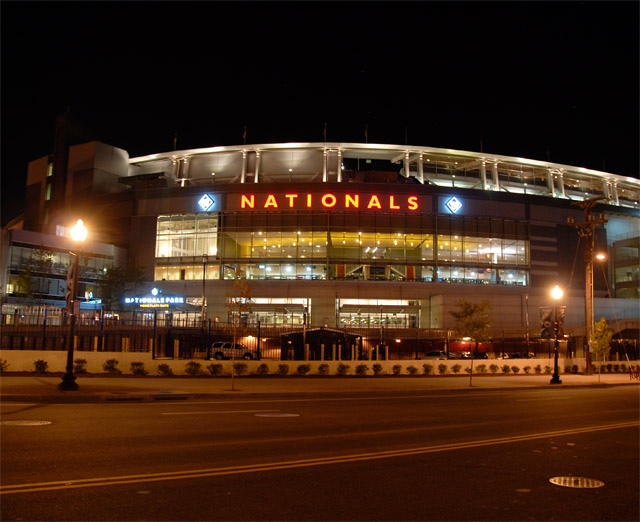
[1,381,637,404]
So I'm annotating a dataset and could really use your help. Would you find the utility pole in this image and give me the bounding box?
[567,196,608,375]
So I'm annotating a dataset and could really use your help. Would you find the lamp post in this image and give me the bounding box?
[59,219,87,391]
[550,285,564,384]
[567,196,607,375]
[201,254,207,323]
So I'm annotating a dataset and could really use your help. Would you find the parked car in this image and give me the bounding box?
[424,351,451,360]
[210,342,257,360]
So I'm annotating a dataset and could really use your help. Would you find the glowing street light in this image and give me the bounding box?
[59,219,87,391]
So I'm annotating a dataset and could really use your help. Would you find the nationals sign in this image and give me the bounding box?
[228,192,421,212]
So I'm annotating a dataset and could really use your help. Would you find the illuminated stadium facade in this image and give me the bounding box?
[3,137,639,337]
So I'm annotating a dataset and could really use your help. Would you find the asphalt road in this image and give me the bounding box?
[1,387,638,521]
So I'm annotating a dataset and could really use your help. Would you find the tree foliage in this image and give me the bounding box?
[14,247,54,299]
[449,299,492,344]
[97,264,146,310]
[592,317,613,362]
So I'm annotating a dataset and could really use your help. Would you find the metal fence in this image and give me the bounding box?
[1,315,638,361]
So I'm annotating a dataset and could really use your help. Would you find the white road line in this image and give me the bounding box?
[161,409,279,415]
[516,397,570,401]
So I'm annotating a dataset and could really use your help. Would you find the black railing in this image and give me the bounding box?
[1,315,638,361]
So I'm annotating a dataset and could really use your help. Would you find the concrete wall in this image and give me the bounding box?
[1,349,603,376]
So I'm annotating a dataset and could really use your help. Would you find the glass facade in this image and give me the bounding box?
[154,212,530,286]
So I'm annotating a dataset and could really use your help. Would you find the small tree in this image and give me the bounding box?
[97,264,146,310]
[592,317,613,363]
[226,268,252,391]
[449,299,492,356]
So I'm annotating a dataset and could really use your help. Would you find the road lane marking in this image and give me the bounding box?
[161,409,279,415]
[2,420,637,495]
[516,397,570,401]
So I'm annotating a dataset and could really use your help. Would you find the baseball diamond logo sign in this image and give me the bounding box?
[198,194,215,211]
[445,196,462,214]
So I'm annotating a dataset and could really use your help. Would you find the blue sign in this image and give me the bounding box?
[444,196,462,214]
[198,194,215,211]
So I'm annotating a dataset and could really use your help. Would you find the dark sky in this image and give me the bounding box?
[2,1,638,226]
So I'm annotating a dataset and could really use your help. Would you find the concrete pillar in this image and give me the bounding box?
[602,180,610,200]
[173,339,179,359]
[323,149,328,182]
[254,151,260,183]
[337,150,343,182]
[240,151,247,183]
[332,343,336,361]
[418,154,424,184]
[491,163,500,191]
[480,162,488,190]
[546,170,556,197]
[556,173,566,198]
[612,183,619,205]
[404,152,410,179]
[93,336,98,352]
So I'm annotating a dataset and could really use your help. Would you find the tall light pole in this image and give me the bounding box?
[59,219,87,391]
[201,254,207,323]
[568,196,607,375]
[550,285,565,385]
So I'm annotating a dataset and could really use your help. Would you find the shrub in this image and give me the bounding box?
[489,364,499,374]
[185,361,202,376]
[318,364,329,375]
[207,363,223,376]
[0,359,9,373]
[544,366,552,374]
[392,364,402,376]
[337,363,350,375]
[33,359,48,373]
[103,359,121,374]
[534,364,542,374]
[452,364,462,374]
[620,364,627,373]
[423,364,434,375]
[438,364,447,375]
[511,366,520,374]
[502,364,511,374]
[613,364,620,373]
[464,366,472,374]
[296,364,311,375]
[607,363,613,372]
[572,364,579,374]
[564,365,573,374]
[130,362,147,376]
[476,364,487,374]
[234,362,248,375]
[256,363,269,375]
[355,364,369,376]
[372,363,383,376]
[157,363,173,376]
[277,364,289,375]
[523,366,531,374]
[73,358,88,374]
[406,365,418,376]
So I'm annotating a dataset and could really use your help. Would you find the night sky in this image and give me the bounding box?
[2,1,638,226]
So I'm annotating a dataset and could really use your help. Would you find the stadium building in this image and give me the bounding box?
[2,118,639,358]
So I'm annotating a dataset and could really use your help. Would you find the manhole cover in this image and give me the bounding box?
[255,413,300,418]
[0,420,52,426]
[549,476,604,489]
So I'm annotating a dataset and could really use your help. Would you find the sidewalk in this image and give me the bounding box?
[1,373,637,403]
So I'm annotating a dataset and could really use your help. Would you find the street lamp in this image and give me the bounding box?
[59,219,87,391]
[201,254,207,323]
[550,285,565,384]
